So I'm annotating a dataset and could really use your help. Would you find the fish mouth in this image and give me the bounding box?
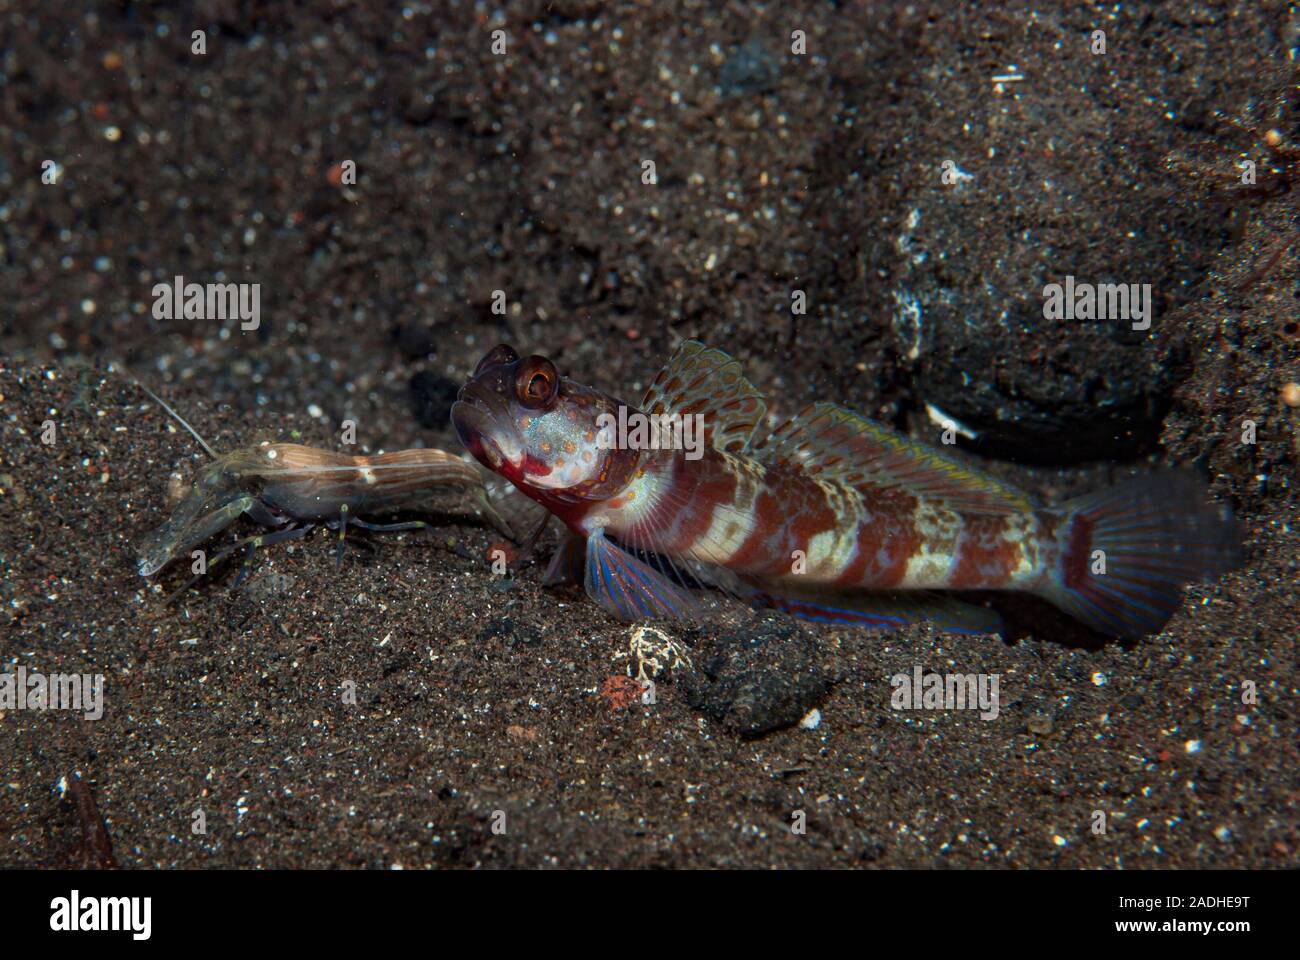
[451,380,523,474]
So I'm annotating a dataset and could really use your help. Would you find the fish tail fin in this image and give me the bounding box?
[1040,471,1241,638]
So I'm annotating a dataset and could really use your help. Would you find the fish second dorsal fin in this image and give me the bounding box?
[640,340,768,454]
[756,401,1036,515]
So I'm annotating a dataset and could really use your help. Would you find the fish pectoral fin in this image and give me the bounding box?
[584,529,699,622]
[639,340,768,454]
[748,580,1003,636]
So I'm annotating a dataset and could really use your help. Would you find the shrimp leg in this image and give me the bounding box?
[333,503,351,568]
[346,518,430,534]
[166,524,316,603]
[326,511,432,565]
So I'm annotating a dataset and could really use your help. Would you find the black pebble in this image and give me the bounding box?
[682,612,834,738]
[477,616,541,648]
[719,40,780,98]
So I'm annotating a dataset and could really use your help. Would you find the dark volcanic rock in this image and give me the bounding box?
[682,611,835,738]
[477,616,541,648]
[813,7,1239,462]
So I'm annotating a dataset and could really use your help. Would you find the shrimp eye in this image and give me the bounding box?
[516,356,559,409]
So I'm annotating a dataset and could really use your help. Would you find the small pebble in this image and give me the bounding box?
[485,540,518,570]
[1282,382,1300,408]
[1027,713,1054,736]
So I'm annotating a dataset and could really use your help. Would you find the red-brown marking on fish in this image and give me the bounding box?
[949,515,1018,589]
[1062,513,1094,589]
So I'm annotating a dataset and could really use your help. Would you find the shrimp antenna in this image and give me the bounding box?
[130,372,220,457]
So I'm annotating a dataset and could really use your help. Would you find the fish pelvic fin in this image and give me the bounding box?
[584,528,700,622]
[1040,471,1242,639]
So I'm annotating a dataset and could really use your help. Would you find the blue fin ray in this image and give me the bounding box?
[584,529,699,622]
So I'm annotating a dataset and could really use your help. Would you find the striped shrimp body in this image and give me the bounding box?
[134,383,505,595]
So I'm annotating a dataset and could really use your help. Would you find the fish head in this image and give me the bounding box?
[452,345,639,507]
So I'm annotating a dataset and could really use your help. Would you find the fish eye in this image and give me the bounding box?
[516,356,559,409]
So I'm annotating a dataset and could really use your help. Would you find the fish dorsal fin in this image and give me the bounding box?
[757,401,1035,515]
[640,340,768,454]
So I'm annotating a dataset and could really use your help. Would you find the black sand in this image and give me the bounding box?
[0,1,1296,868]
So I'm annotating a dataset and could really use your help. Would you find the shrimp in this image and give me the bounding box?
[132,380,508,596]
